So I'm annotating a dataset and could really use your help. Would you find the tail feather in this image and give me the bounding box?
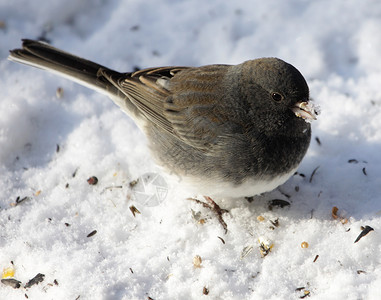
[8,39,120,97]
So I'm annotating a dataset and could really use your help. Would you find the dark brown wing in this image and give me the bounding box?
[101,65,231,151]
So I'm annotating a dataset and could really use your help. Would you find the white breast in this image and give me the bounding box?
[176,167,298,198]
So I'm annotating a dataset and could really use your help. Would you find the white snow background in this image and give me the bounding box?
[1,1,381,299]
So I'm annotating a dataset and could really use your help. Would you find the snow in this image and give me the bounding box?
[1,1,381,299]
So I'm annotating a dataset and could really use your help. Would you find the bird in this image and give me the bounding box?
[9,39,318,231]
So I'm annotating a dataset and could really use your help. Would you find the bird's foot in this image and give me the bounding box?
[188,196,229,234]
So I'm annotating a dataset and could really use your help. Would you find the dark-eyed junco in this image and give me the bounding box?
[9,40,318,200]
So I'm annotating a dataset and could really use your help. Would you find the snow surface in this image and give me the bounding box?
[1,1,381,299]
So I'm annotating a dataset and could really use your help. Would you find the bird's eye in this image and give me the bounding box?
[271,92,283,102]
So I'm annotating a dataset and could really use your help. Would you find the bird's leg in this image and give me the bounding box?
[188,196,229,233]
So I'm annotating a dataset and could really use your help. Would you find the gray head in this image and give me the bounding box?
[228,58,315,134]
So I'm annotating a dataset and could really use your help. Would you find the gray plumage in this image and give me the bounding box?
[9,39,317,197]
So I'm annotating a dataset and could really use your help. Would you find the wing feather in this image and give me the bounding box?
[101,65,232,151]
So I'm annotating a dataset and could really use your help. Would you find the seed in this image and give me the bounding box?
[87,230,97,238]
[87,176,98,185]
[193,255,202,268]
[56,87,64,98]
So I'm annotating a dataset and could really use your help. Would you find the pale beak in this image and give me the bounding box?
[291,101,319,122]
